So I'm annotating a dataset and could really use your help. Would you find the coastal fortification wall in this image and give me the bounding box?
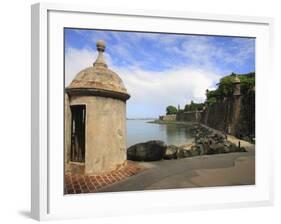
[202,98,234,133]
[234,89,255,138]
[175,89,255,140]
[203,90,255,139]
[176,111,202,122]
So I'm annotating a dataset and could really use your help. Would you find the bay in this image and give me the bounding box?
[126,119,194,147]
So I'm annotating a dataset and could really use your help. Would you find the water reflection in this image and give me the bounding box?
[127,120,194,147]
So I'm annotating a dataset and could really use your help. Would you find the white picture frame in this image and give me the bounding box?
[31,2,274,221]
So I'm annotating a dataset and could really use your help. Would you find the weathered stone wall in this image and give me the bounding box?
[234,90,255,139]
[202,91,255,139]
[177,111,202,122]
[65,94,127,174]
[175,90,255,139]
[201,98,233,133]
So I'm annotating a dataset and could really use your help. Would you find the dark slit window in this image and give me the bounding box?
[70,105,86,163]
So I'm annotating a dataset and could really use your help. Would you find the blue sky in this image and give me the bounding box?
[65,28,255,118]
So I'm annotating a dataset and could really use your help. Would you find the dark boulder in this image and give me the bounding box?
[239,147,247,152]
[178,145,199,158]
[214,133,225,141]
[196,144,205,155]
[229,143,247,152]
[196,138,204,144]
[189,149,200,157]
[207,143,226,154]
[182,149,192,158]
[202,142,210,154]
[127,140,166,161]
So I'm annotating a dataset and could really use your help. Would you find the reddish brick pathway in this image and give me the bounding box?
[64,161,145,194]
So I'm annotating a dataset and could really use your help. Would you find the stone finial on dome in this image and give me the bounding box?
[97,40,105,52]
[93,40,107,68]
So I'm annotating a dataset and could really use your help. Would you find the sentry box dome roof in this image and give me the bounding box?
[66,40,130,101]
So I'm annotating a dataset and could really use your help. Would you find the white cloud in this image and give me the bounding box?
[65,47,112,86]
[115,66,218,117]
[169,36,255,69]
[65,47,220,118]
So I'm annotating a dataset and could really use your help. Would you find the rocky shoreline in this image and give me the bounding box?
[127,123,247,162]
[147,120,195,125]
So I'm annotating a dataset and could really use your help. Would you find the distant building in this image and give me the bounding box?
[65,40,130,174]
[159,114,176,121]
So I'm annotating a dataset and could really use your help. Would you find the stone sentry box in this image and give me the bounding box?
[64,40,130,175]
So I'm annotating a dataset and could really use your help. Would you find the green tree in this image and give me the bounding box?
[206,97,217,105]
[184,104,190,111]
[184,101,205,111]
[205,72,255,102]
[166,105,178,115]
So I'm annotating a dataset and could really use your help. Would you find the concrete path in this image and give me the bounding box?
[99,141,255,192]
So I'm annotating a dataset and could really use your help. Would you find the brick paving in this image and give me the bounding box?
[64,161,145,194]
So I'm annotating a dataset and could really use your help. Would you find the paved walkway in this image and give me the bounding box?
[99,140,255,192]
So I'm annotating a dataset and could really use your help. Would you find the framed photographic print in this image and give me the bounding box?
[31,2,274,221]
